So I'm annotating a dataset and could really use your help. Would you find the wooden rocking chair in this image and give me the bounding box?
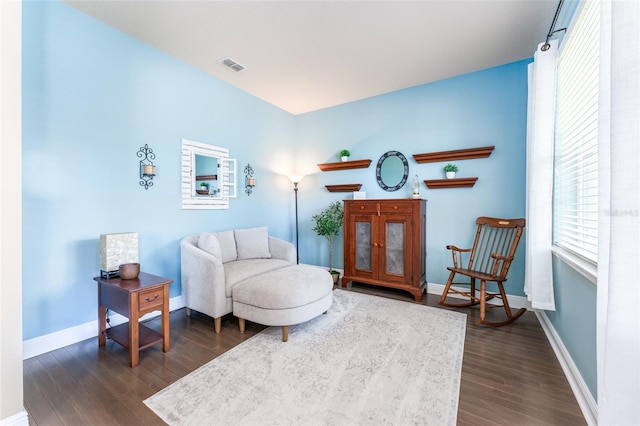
[438,217,527,326]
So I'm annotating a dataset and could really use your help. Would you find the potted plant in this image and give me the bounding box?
[339,149,351,162]
[311,200,344,285]
[444,163,458,179]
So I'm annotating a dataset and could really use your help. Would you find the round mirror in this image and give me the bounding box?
[376,151,409,191]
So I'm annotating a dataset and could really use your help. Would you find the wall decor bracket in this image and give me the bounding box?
[412,146,494,163]
[138,144,156,190]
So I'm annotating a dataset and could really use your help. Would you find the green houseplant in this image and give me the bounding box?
[339,149,351,162]
[312,200,344,284]
[444,163,458,179]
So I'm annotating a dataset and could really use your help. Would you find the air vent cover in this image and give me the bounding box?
[218,57,245,72]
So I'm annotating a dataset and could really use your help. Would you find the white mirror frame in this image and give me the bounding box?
[181,138,236,210]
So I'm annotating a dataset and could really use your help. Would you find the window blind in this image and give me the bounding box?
[553,0,600,263]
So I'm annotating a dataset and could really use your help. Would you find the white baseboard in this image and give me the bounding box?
[23,296,185,360]
[0,410,29,426]
[536,310,598,426]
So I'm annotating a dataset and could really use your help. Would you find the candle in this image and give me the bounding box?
[248,177,255,187]
[143,164,155,176]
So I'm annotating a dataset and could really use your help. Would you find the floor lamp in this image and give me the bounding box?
[288,175,304,264]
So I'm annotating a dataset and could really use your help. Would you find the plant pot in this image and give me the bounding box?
[446,171,456,179]
[341,156,349,162]
[330,270,340,285]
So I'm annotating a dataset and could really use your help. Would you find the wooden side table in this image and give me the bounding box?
[93,272,172,367]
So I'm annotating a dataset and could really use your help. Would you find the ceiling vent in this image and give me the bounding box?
[218,57,245,73]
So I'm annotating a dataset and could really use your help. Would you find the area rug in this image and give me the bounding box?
[144,289,467,425]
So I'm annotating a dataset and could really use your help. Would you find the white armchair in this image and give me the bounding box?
[180,227,296,333]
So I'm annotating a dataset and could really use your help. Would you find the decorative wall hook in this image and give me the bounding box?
[138,144,156,190]
[244,164,255,196]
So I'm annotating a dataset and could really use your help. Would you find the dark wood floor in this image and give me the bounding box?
[24,283,586,426]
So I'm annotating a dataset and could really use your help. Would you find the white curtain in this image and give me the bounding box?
[596,1,640,424]
[524,40,557,311]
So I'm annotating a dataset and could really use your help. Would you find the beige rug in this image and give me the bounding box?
[144,289,467,425]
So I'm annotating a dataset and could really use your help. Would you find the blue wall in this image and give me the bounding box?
[548,257,598,397]
[22,1,296,340]
[295,60,530,290]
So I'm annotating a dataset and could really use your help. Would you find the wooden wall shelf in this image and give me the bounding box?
[413,146,495,163]
[318,159,372,171]
[325,184,362,192]
[195,174,217,181]
[424,177,478,188]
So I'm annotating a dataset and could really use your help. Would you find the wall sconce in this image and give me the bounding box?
[244,164,255,196]
[138,144,156,190]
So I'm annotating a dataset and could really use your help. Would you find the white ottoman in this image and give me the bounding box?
[232,264,333,342]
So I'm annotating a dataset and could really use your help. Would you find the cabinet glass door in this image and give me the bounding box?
[385,222,404,275]
[379,216,412,283]
[350,214,376,279]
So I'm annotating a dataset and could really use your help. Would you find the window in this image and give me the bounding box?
[553,0,600,264]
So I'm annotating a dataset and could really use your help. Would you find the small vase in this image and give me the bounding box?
[446,171,456,179]
[341,156,349,162]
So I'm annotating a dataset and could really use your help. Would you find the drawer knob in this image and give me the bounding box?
[360,206,365,209]
[393,206,398,210]
[145,294,159,302]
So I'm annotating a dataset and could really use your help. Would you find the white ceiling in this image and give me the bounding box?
[63,1,557,115]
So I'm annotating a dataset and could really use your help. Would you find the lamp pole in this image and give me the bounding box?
[293,181,300,264]
[288,175,304,264]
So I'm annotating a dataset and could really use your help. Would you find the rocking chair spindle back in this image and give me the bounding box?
[439,216,526,326]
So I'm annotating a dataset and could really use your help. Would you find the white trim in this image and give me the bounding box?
[0,411,28,426]
[22,296,185,360]
[536,310,598,426]
[552,245,598,284]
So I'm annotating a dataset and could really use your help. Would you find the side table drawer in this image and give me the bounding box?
[139,287,164,312]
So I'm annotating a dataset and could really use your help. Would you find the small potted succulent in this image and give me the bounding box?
[339,149,351,162]
[444,163,458,179]
[197,182,209,194]
[312,200,344,285]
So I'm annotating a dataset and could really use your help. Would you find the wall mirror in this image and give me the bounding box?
[376,151,409,192]
[181,138,236,210]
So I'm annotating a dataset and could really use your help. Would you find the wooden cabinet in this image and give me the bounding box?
[342,199,427,301]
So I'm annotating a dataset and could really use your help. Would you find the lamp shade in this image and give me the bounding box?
[288,175,305,184]
[100,232,139,277]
